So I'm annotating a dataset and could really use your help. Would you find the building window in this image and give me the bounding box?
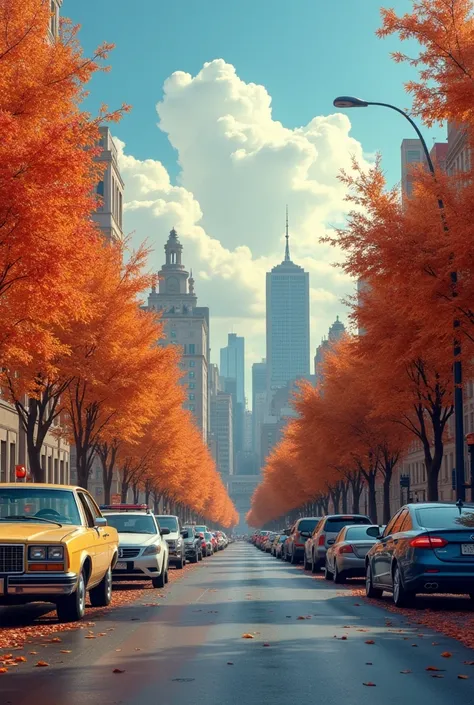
[189,383,195,389]
[189,405,195,412]
[97,180,104,197]
[189,344,195,354]
[189,394,195,401]
[406,150,421,163]
[170,330,177,339]
[189,361,196,367]
[189,372,195,379]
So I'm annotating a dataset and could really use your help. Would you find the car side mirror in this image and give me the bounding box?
[181,530,189,538]
[94,517,107,528]
[161,527,171,535]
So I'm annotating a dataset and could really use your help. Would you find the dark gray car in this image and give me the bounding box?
[182,525,203,563]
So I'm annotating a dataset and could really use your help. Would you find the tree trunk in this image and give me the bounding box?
[321,495,330,514]
[366,473,377,524]
[27,444,45,483]
[133,484,139,503]
[349,473,363,513]
[121,481,129,503]
[341,482,349,513]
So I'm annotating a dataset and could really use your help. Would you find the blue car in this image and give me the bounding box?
[365,502,474,607]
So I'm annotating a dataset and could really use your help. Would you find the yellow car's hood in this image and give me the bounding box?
[0,523,80,543]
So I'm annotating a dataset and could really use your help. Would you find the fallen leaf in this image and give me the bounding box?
[297,616,306,620]
[431,675,444,679]
[463,661,474,666]
[426,667,443,672]
[29,652,38,655]
[0,668,7,674]
[50,638,62,643]
[113,668,125,674]
[241,633,254,639]
[354,603,361,607]
[85,635,96,640]
[263,643,270,647]
[60,650,72,654]
[340,636,348,640]
[1,654,12,660]
[365,640,375,645]
[14,656,27,663]
[412,644,418,647]
[441,651,452,658]
[400,670,412,674]
[458,675,469,680]
[35,661,49,668]
[363,682,376,687]
[227,662,234,665]
[432,642,440,646]
[365,662,373,665]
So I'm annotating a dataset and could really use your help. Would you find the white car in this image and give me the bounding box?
[156,514,185,569]
[101,505,170,588]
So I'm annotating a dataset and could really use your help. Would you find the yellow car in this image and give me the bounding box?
[0,483,119,622]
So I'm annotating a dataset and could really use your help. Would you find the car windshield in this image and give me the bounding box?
[344,526,380,541]
[194,526,206,533]
[416,507,474,530]
[297,519,319,532]
[325,516,371,533]
[156,516,179,532]
[204,532,212,539]
[106,514,157,534]
[279,536,287,542]
[0,488,81,525]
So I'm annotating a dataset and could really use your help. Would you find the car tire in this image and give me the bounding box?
[303,553,309,570]
[311,554,320,574]
[56,570,86,623]
[365,562,383,599]
[290,550,299,565]
[198,551,203,561]
[176,555,184,570]
[324,560,333,580]
[191,550,199,564]
[152,569,166,589]
[393,564,414,607]
[333,562,346,584]
[165,566,169,584]
[89,565,113,607]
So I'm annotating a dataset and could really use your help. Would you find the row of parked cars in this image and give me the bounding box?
[0,482,229,623]
[251,501,474,607]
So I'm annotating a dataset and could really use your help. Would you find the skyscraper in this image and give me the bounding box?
[266,210,310,397]
[220,334,245,406]
[146,229,210,441]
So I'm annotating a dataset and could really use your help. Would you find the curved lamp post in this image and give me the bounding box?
[334,96,465,501]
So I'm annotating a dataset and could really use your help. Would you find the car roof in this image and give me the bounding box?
[405,502,474,509]
[0,483,82,491]
[297,517,320,521]
[103,511,156,517]
[156,514,179,519]
[322,513,370,518]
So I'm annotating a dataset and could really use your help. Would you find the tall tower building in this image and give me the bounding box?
[266,209,310,398]
[220,334,245,407]
[314,316,346,383]
[147,229,210,441]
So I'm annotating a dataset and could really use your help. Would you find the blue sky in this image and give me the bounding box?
[64,1,445,395]
[65,0,444,187]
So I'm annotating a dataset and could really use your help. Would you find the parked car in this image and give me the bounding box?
[273,534,288,558]
[155,514,185,569]
[0,484,119,623]
[304,514,372,572]
[204,531,214,555]
[263,532,277,552]
[285,518,321,564]
[325,524,381,583]
[215,531,226,550]
[104,506,169,588]
[270,534,281,556]
[366,502,474,607]
[182,525,203,563]
[210,532,219,553]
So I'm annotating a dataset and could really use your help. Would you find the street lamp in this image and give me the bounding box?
[334,95,466,501]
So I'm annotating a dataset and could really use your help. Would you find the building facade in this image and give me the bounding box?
[251,360,266,464]
[146,229,210,441]
[48,0,62,41]
[314,316,346,384]
[266,218,310,399]
[93,127,124,242]
[220,334,245,407]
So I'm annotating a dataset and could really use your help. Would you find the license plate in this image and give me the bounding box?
[461,544,474,555]
[116,562,128,570]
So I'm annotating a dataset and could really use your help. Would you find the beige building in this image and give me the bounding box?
[147,229,210,442]
[93,127,124,243]
[48,0,62,42]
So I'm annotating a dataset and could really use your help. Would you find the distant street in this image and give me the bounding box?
[2,544,474,705]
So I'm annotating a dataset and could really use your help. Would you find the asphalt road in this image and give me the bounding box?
[2,543,474,705]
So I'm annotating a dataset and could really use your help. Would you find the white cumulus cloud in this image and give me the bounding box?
[116,59,372,401]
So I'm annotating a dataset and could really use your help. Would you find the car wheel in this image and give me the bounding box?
[56,569,86,623]
[89,565,113,607]
[333,562,346,584]
[324,559,333,580]
[290,550,299,565]
[165,566,169,584]
[303,553,309,570]
[192,550,199,564]
[198,551,203,561]
[311,554,320,574]
[176,555,184,570]
[393,564,414,607]
[365,562,383,599]
[152,569,166,589]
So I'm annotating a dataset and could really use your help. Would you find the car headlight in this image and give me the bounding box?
[29,546,46,560]
[28,546,64,561]
[176,538,183,547]
[143,544,161,556]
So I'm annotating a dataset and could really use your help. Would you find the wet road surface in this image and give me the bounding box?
[2,543,474,705]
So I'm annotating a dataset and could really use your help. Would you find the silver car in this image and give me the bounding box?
[304,514,372,573]
[324,524,381,583]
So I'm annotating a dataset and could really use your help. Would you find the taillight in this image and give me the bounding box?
[337,545,354,554]
[410,536,448,549]
[318,534,326,546]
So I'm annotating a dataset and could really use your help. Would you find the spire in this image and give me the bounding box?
[284,205,290,261]
[188,268,195,295]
